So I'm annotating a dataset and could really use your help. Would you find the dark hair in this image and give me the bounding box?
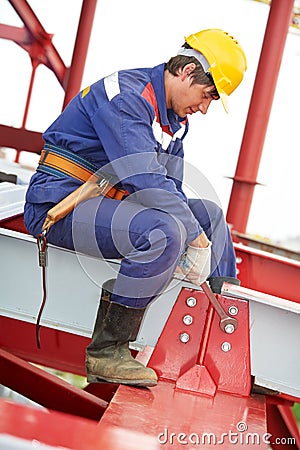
[165,43,219,97]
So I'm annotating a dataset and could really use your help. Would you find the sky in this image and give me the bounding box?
[1,0,300,248]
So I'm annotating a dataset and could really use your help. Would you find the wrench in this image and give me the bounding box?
[201,281,238,333]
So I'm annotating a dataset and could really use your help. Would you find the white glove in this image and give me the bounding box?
[178,241,212,285]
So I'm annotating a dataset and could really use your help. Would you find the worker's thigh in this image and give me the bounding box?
[38,197,185,266]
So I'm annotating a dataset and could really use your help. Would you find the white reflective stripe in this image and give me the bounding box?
[104,71,120,101]
[152,118,186,150]
[162,131,172,150]
[152,120,171,150]
[173,124,186,140]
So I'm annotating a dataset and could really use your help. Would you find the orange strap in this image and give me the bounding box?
[38,149,126,200]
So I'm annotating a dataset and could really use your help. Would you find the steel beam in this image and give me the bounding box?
[0,348,107,421]
[266,398,300,449]
[8,0,66,84]
[0,23,27,42]
[0,124,43,153]
[226,0,295,232]
[234,242,300,304]
[0,316,88,376]
[0,400,112,449]
[98,381,268,448]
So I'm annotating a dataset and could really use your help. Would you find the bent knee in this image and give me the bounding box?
[133,208,186,254]
[189,198,224,225]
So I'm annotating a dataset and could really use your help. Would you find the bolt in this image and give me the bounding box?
[221,342,231,352]
[186,297,197,307]
[183,314,193,325]
[224,323,235,334]
[229,305,239,316]
[179,332,190,343]
[236,257,243,264]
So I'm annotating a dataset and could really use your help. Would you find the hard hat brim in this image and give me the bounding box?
[219,91,229,113]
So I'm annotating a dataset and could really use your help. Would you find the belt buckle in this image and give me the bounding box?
[95,174,111,194]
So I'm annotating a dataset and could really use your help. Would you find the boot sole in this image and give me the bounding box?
[87,374,157,387]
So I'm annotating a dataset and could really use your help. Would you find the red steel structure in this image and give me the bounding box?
[0,1,300,449]
[226,0,295,233]
[0,0,97,159]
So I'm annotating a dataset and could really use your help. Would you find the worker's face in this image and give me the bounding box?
[168,63,219,117]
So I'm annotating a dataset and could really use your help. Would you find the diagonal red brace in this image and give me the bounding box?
[0,348,107,421]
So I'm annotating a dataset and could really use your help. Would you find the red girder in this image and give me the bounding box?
[7,0,67,86]
[234,242,300,304]
[226,0,295,232]
[0,348,107,421]
[0,283,299,447]
[0,400,110,450]
[0,23,27,42]
[266,398,300,450]
[1,1,300,447]
[0,0,97,161]
[0,124,43,152]
[0,315,88,376]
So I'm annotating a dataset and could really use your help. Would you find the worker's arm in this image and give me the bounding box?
[91,91,202,243]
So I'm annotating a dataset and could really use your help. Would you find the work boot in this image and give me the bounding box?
[86,279,157,387]
[208,276,240,294]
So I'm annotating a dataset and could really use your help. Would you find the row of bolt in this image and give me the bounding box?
[179,296,239,352]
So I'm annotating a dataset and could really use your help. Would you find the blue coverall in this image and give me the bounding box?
[24,63,236,307]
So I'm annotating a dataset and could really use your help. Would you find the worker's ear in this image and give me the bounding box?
[180,63,196,81]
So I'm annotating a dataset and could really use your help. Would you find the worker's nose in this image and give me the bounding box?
[198,98,212,115]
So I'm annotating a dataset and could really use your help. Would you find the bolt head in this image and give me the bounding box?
[224,323,235,334]
[229,305,239,316]
[183,314,193,325]
[186,297,197,307]
[221,341,231,352]
[179,332,190,343]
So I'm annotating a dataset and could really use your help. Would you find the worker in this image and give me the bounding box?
[24,29,247,387]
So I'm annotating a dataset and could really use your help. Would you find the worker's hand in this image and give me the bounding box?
[178,241,212,286]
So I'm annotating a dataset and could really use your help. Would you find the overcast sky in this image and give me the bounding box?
[1,0,300,247]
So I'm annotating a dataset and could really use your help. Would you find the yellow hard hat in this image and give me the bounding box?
[185,29,247,111]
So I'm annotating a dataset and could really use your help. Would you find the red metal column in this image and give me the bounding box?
[63,0,98,108]
[226,0,294,233]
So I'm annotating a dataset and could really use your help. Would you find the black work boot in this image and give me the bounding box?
[208,276,240,294]
[86,279,157,387]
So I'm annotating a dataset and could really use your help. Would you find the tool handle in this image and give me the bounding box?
[201,281,238,333]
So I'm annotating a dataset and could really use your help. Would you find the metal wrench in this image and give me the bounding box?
[201,281,238,333]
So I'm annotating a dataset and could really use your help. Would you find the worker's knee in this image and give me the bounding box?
[132,208,185,262]
[188,198,224,230]
[203,199,224,224]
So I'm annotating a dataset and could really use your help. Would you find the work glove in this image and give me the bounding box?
[177,241,212,286]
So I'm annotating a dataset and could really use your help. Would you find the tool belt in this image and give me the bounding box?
[38,143,126,200]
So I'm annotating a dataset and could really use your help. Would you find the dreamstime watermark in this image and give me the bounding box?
[157,422,296,446]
